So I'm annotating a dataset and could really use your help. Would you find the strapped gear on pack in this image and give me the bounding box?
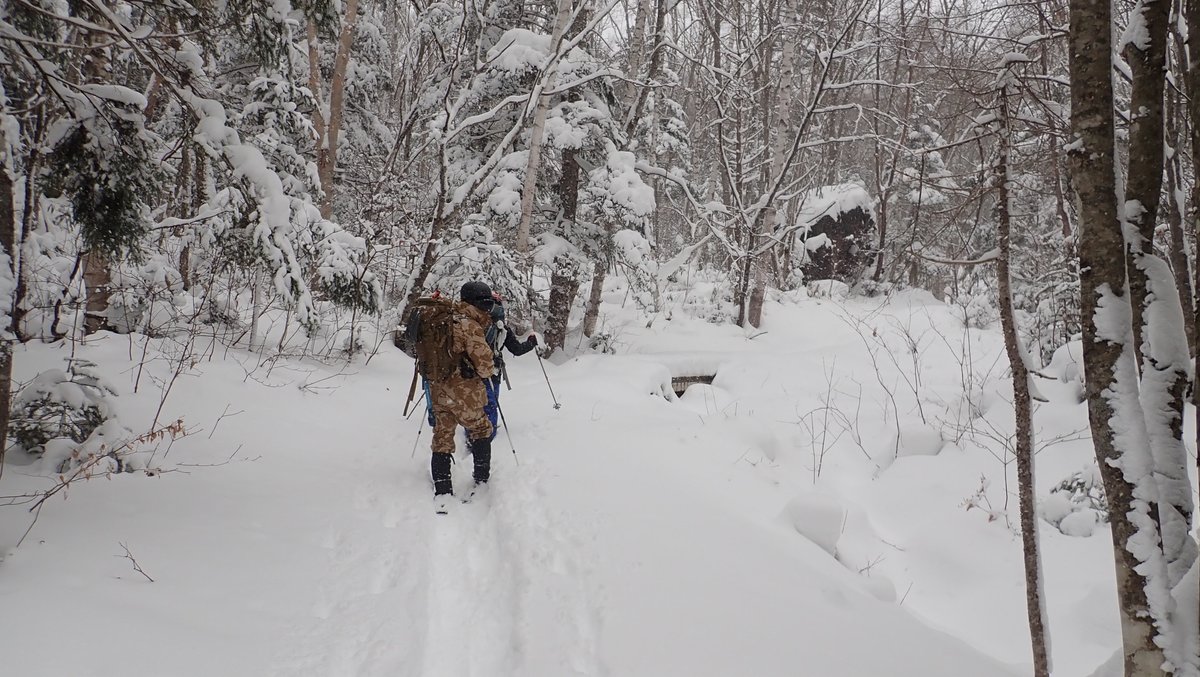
[403,297,473,383]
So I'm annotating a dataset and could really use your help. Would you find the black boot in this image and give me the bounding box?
[431,453,453,496]
[470,437,491,485]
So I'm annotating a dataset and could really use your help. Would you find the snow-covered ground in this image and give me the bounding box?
[0,283,1151,676]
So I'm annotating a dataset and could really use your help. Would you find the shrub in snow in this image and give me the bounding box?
[202,294,244,330]
[807,279,851,300]
[588,331,617,355]
[106,255,187,336]
[952,290,999,330]
[856,279,897,298]
[655,267,739,324]
[1040,463,1107,536]
[10,359,118,458]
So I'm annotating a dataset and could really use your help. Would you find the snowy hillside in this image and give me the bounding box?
[0,288,1127,676]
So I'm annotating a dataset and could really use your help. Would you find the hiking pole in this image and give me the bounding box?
[535,352,561,410]
[406,392,424,421]
[495,400,519,464]
[409,412,425,458]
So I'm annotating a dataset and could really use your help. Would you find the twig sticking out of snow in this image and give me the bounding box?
[117,542,154,582]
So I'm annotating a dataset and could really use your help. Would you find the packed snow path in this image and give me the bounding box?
[270,443,600,677]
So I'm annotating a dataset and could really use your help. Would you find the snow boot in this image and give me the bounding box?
[469,437,491,485]
[431,452,454,499]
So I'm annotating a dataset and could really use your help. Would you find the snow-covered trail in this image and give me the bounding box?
[2,292,1113,676]
[266,417,601,677]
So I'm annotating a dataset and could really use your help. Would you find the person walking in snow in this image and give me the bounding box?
[423,281,497,511]
[424,289,539,444]
[479,291,539,440]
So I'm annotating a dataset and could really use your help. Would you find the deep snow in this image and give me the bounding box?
[0,284,1165,676]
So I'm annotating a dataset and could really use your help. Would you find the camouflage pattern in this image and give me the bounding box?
[429,303,496,454]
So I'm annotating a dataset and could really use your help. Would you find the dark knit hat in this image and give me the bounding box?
[460,281,494,308]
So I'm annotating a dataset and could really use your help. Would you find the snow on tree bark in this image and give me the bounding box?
[1068,0,1181,672]
[1186,0,1200,495]
[1121,0,1198,600]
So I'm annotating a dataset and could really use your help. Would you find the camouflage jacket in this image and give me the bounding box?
[453,303,496,380]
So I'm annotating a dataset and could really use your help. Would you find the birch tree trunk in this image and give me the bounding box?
[995,85,1051,677]
[1068,0,1172,672]
[545,147,582,351]
[514,0,575,256]
[620,0,652,115]
[313,0,361,220]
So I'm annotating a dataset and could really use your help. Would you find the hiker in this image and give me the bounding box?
[410,282,497,510]
[479,291,539,440]
[423,289,539,442]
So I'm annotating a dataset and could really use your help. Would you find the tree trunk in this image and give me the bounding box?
[318,0,361,220]
[1186,0,1200,505]
[82,251,111,335]
[307,21,329,214]
[249,270,260,350]
[514,0,575,256]
[995,86,1051,677]
[1068,0,1170,673]
[0,151,16,468]
[620,0,653,113]
[584,0,668,337]
[1123,0,1197,592]
[581,259,605,338]
[545,147,581,351]
[1122,0,1170,368]
[1163,98,1193,355]
[621,0,669,141]
[748,0,799,328]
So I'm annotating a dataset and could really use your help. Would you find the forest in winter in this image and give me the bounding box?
[2,0,1200,675]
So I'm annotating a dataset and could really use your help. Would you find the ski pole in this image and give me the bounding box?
[535,352,561,410]
[409,412,425,458]
[495,400,519,464]
[406,386,428,421]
